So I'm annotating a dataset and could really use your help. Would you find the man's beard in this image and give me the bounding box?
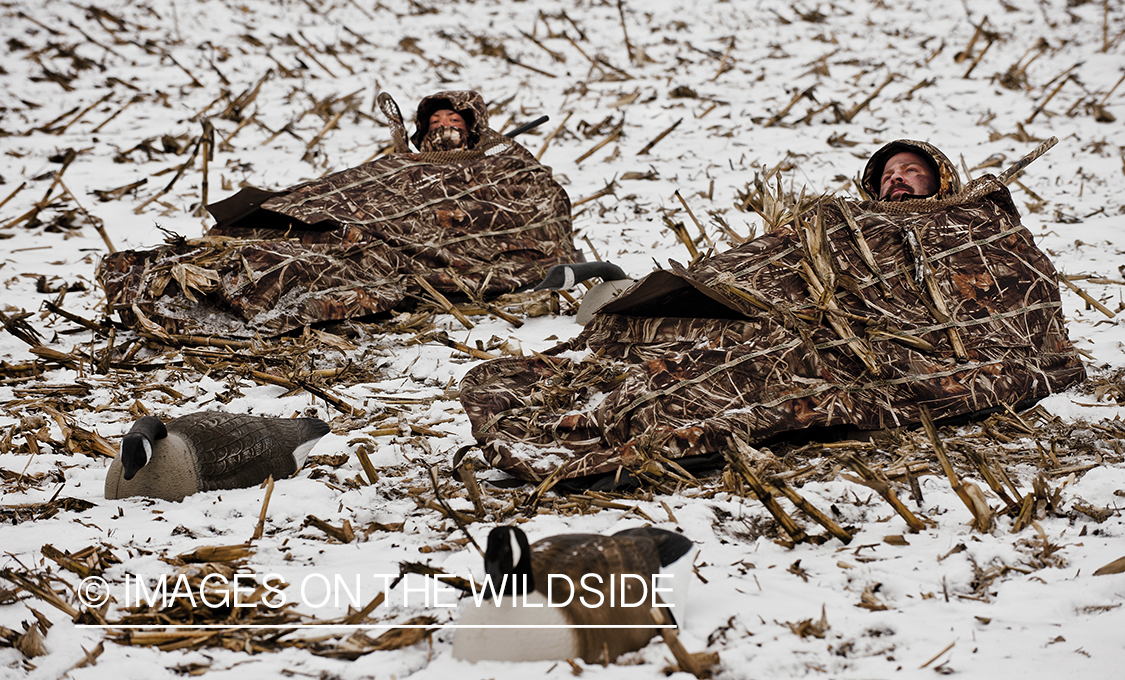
[420,125,468,152]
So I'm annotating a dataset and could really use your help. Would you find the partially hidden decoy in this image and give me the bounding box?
[534,261,635,326]
[104,412,331,502]
[453,525,695,664]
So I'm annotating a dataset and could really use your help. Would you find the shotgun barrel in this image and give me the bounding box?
[505,115,550,139]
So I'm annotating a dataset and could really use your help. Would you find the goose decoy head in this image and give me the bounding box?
[120,416,168,481]
[485,525,533,597]
[534,262,629,291]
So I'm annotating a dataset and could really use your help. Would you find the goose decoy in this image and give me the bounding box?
[452,525,695,664]
[104,412,331,502]
[534,262,635,326]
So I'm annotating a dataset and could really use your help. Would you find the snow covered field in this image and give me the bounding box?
[1,0,1124,678]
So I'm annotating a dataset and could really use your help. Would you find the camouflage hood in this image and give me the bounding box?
[410,90,489,151]
[861,139,961,201]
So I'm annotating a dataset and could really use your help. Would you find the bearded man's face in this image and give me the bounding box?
[880,151,938,201]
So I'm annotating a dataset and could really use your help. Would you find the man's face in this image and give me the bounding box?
[428,109,467,132]
[879,151,938,201]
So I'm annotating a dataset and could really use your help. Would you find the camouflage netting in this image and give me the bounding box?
[97,91,576,337]
[460,155,1086,483]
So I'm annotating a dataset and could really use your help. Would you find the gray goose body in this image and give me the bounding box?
[104,412,330,502]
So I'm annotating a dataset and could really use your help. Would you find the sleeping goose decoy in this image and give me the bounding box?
[534,262,635,326]
[452,525,695,664]
[104,412,331,502]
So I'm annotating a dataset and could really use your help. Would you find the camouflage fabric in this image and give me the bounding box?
[97,91,575,337]
[460,169,1086,483]
[97,236,407,337]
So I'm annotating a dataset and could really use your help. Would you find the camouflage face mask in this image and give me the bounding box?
[419,125,468,152]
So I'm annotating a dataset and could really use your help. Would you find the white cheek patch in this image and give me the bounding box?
[142,437,152,463]
[508,531,522,568]
[562,267,575,290]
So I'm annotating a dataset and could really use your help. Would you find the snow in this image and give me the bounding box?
[2,0,1125,678]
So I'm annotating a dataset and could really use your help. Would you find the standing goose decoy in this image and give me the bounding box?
[104,412,331,502]
[534,262,635,326]
[452,525,695,664]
